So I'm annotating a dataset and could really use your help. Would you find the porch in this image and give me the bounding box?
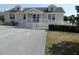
[26,13,56,29]
[25,22,55,29]
[20,8,56,29]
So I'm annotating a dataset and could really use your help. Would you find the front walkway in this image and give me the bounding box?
[0,25,47,55]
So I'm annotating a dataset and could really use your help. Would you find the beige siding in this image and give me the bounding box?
[27,14,33,22]
[27,14,47,23]
[41,14,48,22]
[4,12,25,23]
[55,13,64,25]
[4,12,11,22]
[4,11,64,29]
[4,12,64,24]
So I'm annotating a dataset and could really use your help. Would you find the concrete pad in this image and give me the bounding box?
[0,26,47,55]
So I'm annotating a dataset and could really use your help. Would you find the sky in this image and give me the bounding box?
[0,4,76,16]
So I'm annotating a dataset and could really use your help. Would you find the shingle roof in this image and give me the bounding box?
[22,7,65,13]
[55,7,65,13]
[5,5,65,13]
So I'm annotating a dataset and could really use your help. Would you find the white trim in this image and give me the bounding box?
[24,8,45,14]
[48,14,55,21]
[46,12,64,14]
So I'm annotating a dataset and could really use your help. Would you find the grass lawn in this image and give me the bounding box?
[45,31,79,55]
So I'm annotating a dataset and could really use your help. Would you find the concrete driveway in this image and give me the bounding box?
[0,26,47,55]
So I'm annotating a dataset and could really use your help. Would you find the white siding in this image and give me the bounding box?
[4,12,26,24]
[41,14,48,22]
[4,11,64,29]
[55,13,64,25]
[4,12,11,22]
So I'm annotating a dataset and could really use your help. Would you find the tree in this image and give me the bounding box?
[75,14,79,26]
[64,15,76,25]
[68,15,75,24]
[75,6,79,13]
[64,16,68,21]
[75,6,79,26]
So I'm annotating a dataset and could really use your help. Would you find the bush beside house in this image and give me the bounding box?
[0,15,4,22]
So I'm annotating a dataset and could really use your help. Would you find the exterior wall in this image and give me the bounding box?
[27,14,48,23]
[55,13,64,25]
[35,13,64,29]
[4,12,28,27]
[45,13,64,25]
[4,11,64,25]
[41,14,48,22]
[37,13,64,29]
[4,12,11,22]
[4,11,64,29]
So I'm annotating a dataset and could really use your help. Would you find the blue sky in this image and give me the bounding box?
[0,4,76,16]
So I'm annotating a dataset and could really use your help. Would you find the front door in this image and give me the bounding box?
[20,14,27,27]
[32,14,39,29]
[33,14,39,22]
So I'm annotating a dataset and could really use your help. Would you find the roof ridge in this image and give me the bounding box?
[5,5,65,13]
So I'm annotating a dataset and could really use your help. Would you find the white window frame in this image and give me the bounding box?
[48,14,55,21]
[23,14,26,20]
[32,14,39,22]
[52,14,55,20]
[10,14,15,19]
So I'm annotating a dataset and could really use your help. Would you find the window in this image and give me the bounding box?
[33,14,39,22]
[52,14,55,20]
[48,14,55,20]
[48,14,51,20]
[17,7,20,10]
[50,7,53,10]
[10,14,15,19]
[23,14,26,20]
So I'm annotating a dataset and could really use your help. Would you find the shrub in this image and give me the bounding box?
[49,24,79,33]
[0,15,4,22]
[10,21,18,26]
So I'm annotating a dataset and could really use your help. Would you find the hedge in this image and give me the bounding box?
[49,24,79,33]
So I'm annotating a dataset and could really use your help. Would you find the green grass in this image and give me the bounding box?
[45,31,79,55]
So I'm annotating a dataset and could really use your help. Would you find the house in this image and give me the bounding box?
[4,4,65,29]
[0,12,4,16]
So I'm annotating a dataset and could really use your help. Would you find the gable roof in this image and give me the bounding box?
[5,5,65,13]
[35,7,65,13]
[24,8,44,14]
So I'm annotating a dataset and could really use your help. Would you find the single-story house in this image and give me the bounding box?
[0,12,4,16]
[4,4,65,29]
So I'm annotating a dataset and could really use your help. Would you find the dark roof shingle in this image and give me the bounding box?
[5,5,65,13]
